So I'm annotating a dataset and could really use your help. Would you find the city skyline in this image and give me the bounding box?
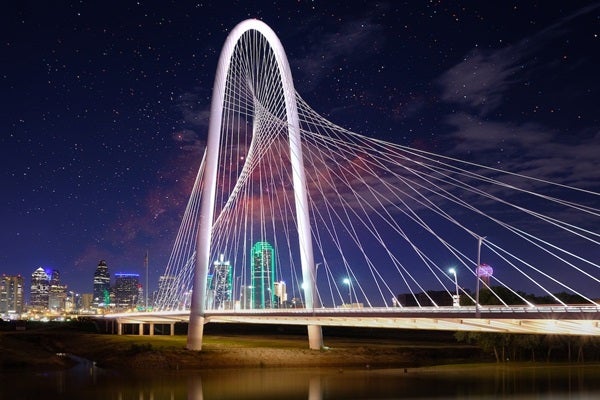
[2,2,598,296]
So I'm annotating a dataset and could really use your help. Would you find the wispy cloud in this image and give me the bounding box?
[437,4,600,190]
[437,46,523,115]
[178,91,211,130]
[291,14,385,91]
[173,129,205,153]
[444,113,600,189]
[437,3,600,116]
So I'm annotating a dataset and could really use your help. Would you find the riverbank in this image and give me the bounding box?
[0,322,484,371]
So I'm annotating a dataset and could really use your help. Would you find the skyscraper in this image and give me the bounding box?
[114,273,140,310]
[48,269,67,312]
[211,254,232,310]
[0,274,24,315]
[30,267,50,311]
[93,260,111,307]
[250,241,275,309]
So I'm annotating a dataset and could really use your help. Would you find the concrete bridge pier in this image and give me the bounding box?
[307,325,324,350]
[187,314,205,350]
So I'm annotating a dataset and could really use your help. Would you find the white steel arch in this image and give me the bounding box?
[187,19,322,350]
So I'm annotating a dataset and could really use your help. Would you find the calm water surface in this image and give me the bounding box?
[2,358,600,399]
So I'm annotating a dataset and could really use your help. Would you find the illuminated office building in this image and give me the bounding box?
[30,267,50,310]
[48,269,67,312]
[273,280,287,307]
[114,273,140,310]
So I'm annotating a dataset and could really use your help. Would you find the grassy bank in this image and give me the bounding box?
[0,321,484,371]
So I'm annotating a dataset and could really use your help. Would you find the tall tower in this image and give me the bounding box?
[211,254,232,310]
[93,260,111,307]
[30,267,50,311]
[250,242,275,309]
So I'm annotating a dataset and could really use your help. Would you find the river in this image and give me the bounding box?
[1,357,600,399]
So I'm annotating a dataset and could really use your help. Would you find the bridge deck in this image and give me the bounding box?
[103,305,600,336]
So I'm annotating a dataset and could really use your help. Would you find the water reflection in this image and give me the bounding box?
[1,361,600,399]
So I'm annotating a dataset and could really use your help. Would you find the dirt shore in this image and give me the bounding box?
[0,323,484,371]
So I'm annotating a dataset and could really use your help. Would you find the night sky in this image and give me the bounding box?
[2,1,598,297]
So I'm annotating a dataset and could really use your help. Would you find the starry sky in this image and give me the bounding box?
[2,1,599,297]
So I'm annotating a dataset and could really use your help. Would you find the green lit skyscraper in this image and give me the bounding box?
[250,241,275,309]
[93,260,111,307]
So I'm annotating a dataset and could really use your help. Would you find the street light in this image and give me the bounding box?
[343,278,352,305]
[312,262,322,310]
[476,236,486,317]
[448,268,459,307]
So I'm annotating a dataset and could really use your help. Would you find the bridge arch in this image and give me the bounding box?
[187,19,322,350]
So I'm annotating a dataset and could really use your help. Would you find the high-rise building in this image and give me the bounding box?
[250,241,275,309]
[273,280,287,307]
[81,293,93,312]
[211,254,232,310]
[48,269,67,312]
[158,275,176,294]
[30,267,50,310]
[114,273,140,310]
[240,285,253,309]
[156,274,177,308]
[93,260,111,307]
[0,274,24,315]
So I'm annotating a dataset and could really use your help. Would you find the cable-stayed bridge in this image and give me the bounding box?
[109,19,600,349]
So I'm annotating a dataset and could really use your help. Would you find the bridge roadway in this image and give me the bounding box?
[103,305,600,336]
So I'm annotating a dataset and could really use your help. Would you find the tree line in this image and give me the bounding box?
[455,331,600,363]
[455,285,598,363]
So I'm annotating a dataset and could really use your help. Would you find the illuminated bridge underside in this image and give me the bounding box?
[107,306,600,336]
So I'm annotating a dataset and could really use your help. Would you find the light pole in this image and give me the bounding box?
[313,263,321,310]
[235,276,241,308]
[449,268,459,307]
[343,278,352,305]
[476,236,485,317]
[314,263,321,298]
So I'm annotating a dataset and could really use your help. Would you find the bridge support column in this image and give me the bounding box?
[117,321,122,335]
[187,315,205,350]
[170,323,175,336]
[307,325,324,350]
[149,323,154,336]
[138,323,144,336]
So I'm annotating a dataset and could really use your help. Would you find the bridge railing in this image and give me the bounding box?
[205,305,600,315]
